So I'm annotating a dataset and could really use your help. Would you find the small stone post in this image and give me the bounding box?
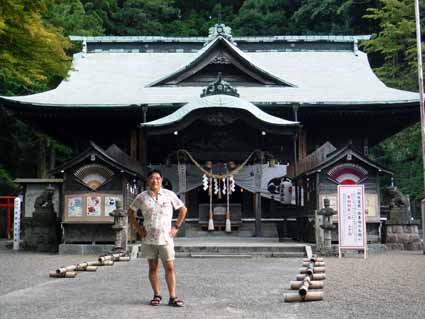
[318,198,337,256]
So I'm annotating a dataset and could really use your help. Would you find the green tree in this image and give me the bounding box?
[362,0,424,90]
[108,0,181,35]
[82,0,119,35]
[0,1,73,194]
[43,0,105,36]
[371,123,423,199]
[232,0,291,36]
[0,166,18,195]
[0,107,73,195]
[0,0,72,95]
[173,0,241,36]
[290,0,380,35]
[364,0,425,199]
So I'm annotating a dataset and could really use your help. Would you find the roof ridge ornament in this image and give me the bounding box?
[205,24,236,46]
[201,73,240,98]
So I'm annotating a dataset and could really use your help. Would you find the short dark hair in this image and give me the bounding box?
[147,169,162,178]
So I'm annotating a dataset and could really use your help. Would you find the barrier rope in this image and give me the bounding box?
[176,149,262,179]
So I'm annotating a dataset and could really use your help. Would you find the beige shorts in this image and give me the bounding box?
[142,242,175,261]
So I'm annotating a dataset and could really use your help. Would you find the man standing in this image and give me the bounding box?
[128,169,187,307]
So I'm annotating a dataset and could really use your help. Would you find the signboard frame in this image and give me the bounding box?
[337,185,367,259]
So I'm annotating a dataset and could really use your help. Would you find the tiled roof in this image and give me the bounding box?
[0,35,418,108]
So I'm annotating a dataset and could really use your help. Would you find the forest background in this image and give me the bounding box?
[0,0,423,201]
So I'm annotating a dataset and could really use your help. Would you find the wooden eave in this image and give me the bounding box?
[50,141,143,177]
[302,144,393,177]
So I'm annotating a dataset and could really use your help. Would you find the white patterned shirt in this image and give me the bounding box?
[130,188,184,245]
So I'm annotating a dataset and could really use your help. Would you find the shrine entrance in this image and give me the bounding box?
[141,76,300,236]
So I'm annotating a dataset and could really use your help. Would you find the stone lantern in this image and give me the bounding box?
[318,198,337,256]
[109,200,128,253]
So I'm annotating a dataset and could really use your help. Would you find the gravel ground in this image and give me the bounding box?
[0,241,424,319]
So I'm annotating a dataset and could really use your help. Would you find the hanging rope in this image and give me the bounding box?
[177,149,261,179]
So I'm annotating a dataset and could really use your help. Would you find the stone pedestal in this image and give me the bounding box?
[388,207,411,224]
[23,208,59,252]
[385,224,423,250]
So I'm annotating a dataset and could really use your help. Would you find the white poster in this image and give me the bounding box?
[87,196,101,216]
[67,196,83,217]
[105,196,121,216]
[337,185,366,249]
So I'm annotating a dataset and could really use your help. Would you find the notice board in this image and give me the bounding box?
[337,185,367,258]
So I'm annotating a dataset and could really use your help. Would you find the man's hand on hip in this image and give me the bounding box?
[169,226,178,238]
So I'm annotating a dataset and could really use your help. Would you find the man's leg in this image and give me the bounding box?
[162,259,176,298]
[148,258,161,296]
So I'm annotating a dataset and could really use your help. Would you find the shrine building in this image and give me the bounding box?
[0,25,419,246]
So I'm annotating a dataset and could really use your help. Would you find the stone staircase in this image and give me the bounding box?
[174,237,308,258]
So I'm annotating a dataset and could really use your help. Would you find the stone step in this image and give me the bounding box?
[174,239,307,258]
[175,251,305,258]
[190,254,253,259]
[175,246,306,253]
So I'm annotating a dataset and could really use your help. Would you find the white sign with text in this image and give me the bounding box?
[337,185,367,253]
[13,197,21,250]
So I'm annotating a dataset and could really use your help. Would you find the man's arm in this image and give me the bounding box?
[128,207,146,238]
[170,206,187,237]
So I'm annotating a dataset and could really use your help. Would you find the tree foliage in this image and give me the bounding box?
[364,0,425,199]
[0,107,73,194]
[0,0,424,199]
[0,0,72,95]
[362,0,423,90]
[43,0,105,36]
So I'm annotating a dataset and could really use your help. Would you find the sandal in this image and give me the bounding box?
[150,295,162,306]
[168,297,184,307]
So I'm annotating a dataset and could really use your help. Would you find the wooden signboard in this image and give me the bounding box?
[337,185,367,258]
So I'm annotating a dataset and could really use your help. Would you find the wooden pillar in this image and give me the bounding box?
[139,128,147,165]
[255,192,262,237]
[315,172,320,210]
[130,130,137,160]
[293,134,298,176]
[298,129,307,160]
[37,137,47,178]
[139,107,148,165]
[295,183,299,207]
[49,146,56,171]
[363,137,369,156]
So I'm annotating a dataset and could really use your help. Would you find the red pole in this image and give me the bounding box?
[7,198,11,239]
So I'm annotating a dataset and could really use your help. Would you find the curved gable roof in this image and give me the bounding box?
[146,36,296,87]
[141,94,299,134]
